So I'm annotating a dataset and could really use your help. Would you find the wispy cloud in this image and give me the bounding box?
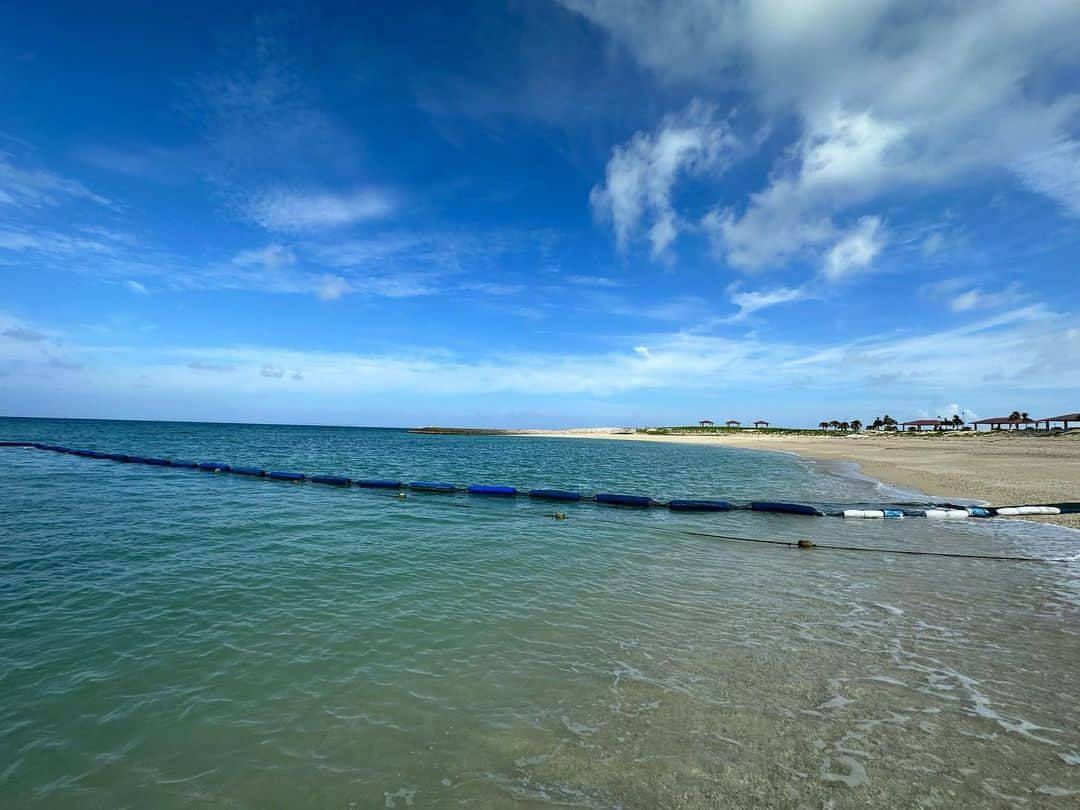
[564,274,621,289]
[4,304,1071,427]
[3,325,50,343]
[74,144,194,185]
[1014,137,1080,218]
[244,187,394,232]
[0,151,112,209]
[188,361,235,372]
[232,243,296,269]
[723,284,810,322]
[187,16,374,231]
[920,278,1027,313]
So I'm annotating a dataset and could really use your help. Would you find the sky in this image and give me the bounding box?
[1,1,1079,428]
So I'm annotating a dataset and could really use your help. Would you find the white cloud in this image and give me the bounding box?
[564,274,621,288]
[244,187,394,232]
[822,216,886,281]
[458,281,526,296]
[3,326,50,343]
[590,100,738,260]
[921,231,946,257]
[920,278,1026,313]
[232,243,296,268]
[1014,138,1080,218]
[188,361,235,372]
[124,279,149,295]
[0,151,112,209]
[567,1,1080,270]
[0,225,117,258]
[724,284,808,322]
[3,304,1076,426]
[314,274,352,301]
[706,110,902,271]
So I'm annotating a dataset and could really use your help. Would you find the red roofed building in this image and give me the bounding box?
[971,416,1035,430]
[1036,412,1079,429]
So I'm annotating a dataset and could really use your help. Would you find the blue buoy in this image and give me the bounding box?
[750,501,823,517]
[528,489,582,502]
[232,466,265,477]
[409,481,457,493]
[596,493,653,507]
[142,458,172,467]
[356,479,402,489]
[668,499,731,511]
[267,471,305,482]
[467,485,517,496]
[197,461,231,472]
[310,475,351,487]
[171,459,198,469]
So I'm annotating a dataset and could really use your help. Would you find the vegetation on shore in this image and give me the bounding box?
[637,426,834,436]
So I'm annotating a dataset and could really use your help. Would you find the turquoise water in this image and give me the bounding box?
[1,418,1078,807]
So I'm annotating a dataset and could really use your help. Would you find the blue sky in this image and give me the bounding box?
[2,1,1078,427]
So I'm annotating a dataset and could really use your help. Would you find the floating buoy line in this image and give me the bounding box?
[4,441,1077,564]
[2,441,1077,524]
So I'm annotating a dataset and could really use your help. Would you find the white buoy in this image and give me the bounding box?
[995,506,1060,516]
[924,509,969,519]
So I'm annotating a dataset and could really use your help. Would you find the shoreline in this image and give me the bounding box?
[509,428,1080,529]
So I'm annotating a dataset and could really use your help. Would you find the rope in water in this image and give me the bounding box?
[665,529,1068,563]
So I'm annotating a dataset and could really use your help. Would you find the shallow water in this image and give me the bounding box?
[1,418,1077,807]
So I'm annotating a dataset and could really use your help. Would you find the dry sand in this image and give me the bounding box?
[514,428,1080,529]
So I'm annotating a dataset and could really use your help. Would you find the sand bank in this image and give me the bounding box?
[515,428,1080,529]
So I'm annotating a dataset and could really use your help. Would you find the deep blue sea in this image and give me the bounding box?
[1,418,1077,807]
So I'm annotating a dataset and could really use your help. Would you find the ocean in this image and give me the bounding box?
[1,417,1077,807]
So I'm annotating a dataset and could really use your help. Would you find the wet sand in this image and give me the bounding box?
[515,428,1080,529]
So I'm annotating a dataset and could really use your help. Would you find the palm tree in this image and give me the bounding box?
[952,414,963,430]
[829,420,841,431]
[818,421,829,431]
[1009,410,1022,429]
[871,417,884,430]
[883,414,897,430]
[850,419,863,432]
[839,421,850,431]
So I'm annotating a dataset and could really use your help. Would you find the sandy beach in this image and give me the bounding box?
[515,428,1080,529]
